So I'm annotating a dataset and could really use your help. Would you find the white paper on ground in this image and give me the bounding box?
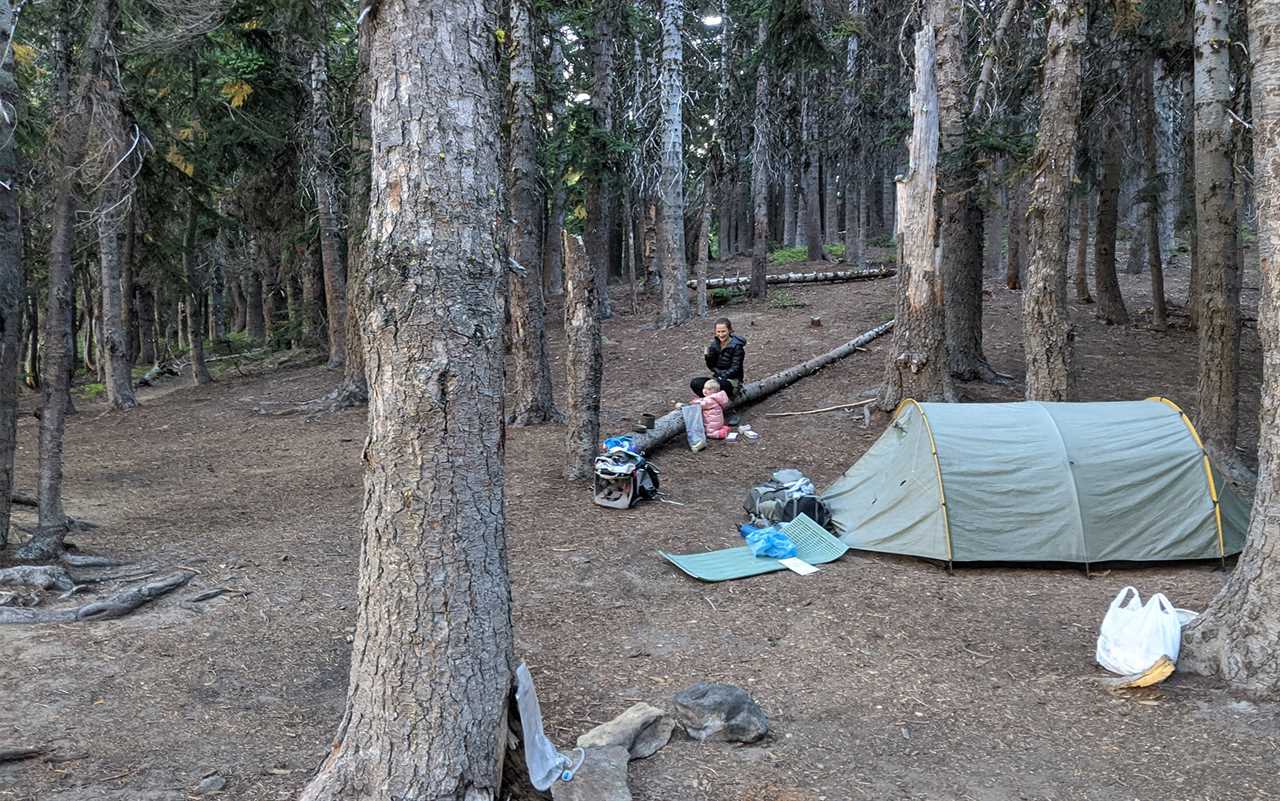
[779,557,818,575]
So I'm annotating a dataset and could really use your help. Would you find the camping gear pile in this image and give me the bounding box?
[593,441,660,510]
[744,469,832,529]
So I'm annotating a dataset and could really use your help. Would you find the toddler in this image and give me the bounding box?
[694,379,732,439]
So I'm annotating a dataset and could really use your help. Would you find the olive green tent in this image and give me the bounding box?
[820,399,1249,565]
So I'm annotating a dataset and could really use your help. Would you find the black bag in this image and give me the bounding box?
[744,469,831,528]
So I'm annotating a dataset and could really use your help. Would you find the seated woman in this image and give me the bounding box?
[690,317,746,401]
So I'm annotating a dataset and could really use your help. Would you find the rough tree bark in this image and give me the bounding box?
[98,169,138,410]
[657,0,690,327]
[1192,0,1240,466]
[1093,106,1130,325]
[297,1,513,798]
[802,88,824,262]
[1139,52,1167,330]
[306,8,348,370]
[843,0,866,269]
[183,197,212,385]
[878,19,953,409]
[506,0,558,425]
[783,167,797,247]
[0,0,19,550]
[243,248,266,341]
[28,0,119,560]
[1074,190,1094,303]
[749,21,769,300]
[1022,0,1084,402]
[1006,175,1026,290]
[566,4,614,481]
[1180,0,1280,693]
[136,286,156,366]
[937,0,990,382]
[695,203,709,316]
[542,35,568,298]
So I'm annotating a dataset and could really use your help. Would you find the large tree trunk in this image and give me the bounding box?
[506,0,558,425]
[1192,0,1240,466]
[783,167,797,247]
[1093,107,1130,325]
[1180,0,1280,693]
[566,5,614,481]
[1074,190,1094,303]
[749,21,769,300]
[0,0,19,550]
[98,167,138,410]
[694,203,709,316]
[878,18,952,409]
[1139,52,1167,330]
[183,198,212,385]
[822,157,838,243]
[542,37,568,298]
[657,0,690,328]
[843,0,866,269]
[1006,175,1026,290]
[29,0,119,560]
[1022,0,1085,402]
[136,286,156,367]
[297,2,512,798]
[24,291,38,388]
[802,90,823,263]
[564,230,602,481]
[331,20,373,409]
[937,0,993,382]
[307,19,348,369]
[243,266,266,342]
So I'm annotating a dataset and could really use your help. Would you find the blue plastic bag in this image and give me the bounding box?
[738,524,798,559]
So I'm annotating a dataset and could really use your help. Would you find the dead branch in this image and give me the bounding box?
[0,571,194,624]
[764,399,878,418]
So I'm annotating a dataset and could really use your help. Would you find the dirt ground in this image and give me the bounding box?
[2,248,1275,801]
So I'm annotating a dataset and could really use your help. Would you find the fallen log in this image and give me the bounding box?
[0,570,194,625]
[688,267,895,290]
[625,319,895,454]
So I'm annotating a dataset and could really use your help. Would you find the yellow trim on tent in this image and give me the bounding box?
[1147,397,1226,558]
[894,399,954,562]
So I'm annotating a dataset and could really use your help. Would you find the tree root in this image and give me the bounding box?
[254,380,368,420]
[0,746,44,764]
[59,551,128,568]
[0,565,76,592]
[0,571,194,624]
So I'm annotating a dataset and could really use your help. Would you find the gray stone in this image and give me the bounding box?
[673,682,768,743]
[550,746,631,801]
[196,774,226,794]
[576,702,676,760]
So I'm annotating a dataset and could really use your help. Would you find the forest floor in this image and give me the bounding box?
[2,243,1275,801]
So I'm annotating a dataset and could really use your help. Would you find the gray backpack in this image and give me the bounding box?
[744,469,832,528]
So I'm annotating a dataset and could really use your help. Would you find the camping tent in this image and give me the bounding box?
[821,398,1250,565]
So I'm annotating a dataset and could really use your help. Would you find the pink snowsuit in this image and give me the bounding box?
[694,391,732,439]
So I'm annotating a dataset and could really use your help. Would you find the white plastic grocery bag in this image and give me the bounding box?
[1095,587,1184,675]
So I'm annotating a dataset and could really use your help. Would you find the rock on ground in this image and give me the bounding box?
[576,702,675,760]
[673,682,769,743]
[550,746,631,801]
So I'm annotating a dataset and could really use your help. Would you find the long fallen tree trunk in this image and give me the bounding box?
[626,318,895,454]
[688,267,895,290]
